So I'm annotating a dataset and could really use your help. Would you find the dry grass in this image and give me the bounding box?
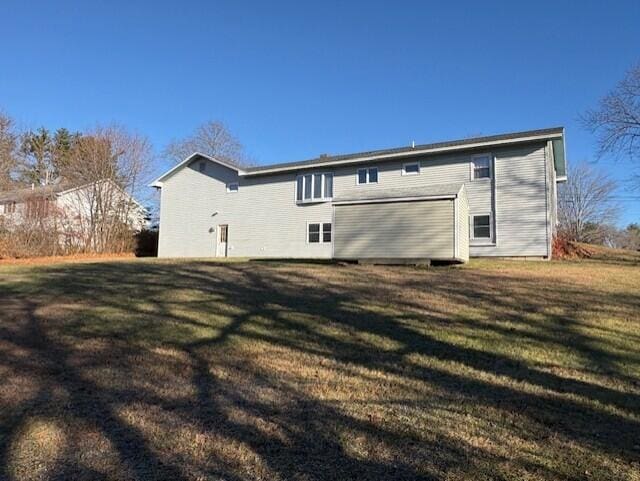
[0,249,639,480]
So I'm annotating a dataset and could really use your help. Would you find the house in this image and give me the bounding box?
[0,178,148,233]
[151,127,567,262]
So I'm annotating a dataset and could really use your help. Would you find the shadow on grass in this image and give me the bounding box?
[0,256,639,480]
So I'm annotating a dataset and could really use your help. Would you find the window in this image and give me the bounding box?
[199,161,206,173]
[472,154,491,179]
[357,167,378,185]
[296,176,303,202]
[472,214,492,240]
[308,223,320,243]
[1,202,16,214]
[308,222,332,243]
[296,173,333,203]
[323,223,332,243]
[402,162,420,176]
[226,182,239,193]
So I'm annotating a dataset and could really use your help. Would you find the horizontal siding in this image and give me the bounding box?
[333,200,454,259]
[158,141,551,259]
[472,144,549,257]
[158,159,332,258]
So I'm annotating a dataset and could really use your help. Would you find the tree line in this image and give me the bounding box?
[558,63,640,250]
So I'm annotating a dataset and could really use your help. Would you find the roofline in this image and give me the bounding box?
[149,152,244,187]
[244,128,564,176]
[149,127,564,187]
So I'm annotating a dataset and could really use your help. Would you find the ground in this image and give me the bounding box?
[0,248,639,481]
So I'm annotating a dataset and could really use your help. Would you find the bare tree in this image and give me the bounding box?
[0,112,18,189]
[558,162,619,243]
[62,125,152,253]
[582,64,640,161]
[164,120,247,166]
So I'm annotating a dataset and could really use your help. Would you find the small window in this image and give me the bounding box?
[472,214,492,240]
[402,162,420,176]
[357,168,368,185]
[472,155,491,179]
[357,167,378,185]
[322,223,332,243]
[226,182,239,193]
[308,223,320,243]
[1,202,16,214]
[199,161,206,173]
[308,222,332,243]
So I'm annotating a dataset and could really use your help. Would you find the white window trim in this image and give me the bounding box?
[226,182,239,193]
[470,153,493,181]
[402,162,420,176]
[296,172,334,203]
[356,167,379,185]
[306,221,332,244]
[470,212,494,241]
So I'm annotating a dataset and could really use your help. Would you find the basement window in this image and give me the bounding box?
[471,214,492,240]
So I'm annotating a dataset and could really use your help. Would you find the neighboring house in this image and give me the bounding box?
[0,179,148,232]
[151,127,567,262]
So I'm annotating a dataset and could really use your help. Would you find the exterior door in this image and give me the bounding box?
[216,225,228,257]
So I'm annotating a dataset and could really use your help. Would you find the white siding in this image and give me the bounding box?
[157,142,552,259]
[333,199,456,259]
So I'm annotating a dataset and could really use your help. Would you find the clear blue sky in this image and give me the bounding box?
[1,0,639,224]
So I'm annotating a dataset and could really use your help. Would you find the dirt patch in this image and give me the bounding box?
[0,252,136,266]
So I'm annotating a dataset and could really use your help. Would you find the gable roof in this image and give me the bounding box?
[0,180,74,203]
[150,127,564,187]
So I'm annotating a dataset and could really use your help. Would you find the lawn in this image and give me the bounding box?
[0,249,639,481]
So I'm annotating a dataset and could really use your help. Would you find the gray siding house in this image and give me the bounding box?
[152,127,567,262]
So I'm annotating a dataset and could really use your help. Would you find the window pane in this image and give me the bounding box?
[323,223,332,243]
[296,176,303,201]
[227,183,238,192]
[473,157,491,179]
[313,174,322,198]
[304,174,312,199]
[404,163,419,174]
[358,169,367,184]
[369,167,378,183]
[308,223,320,243]
[324,174,333,198]
[473,216,491,238]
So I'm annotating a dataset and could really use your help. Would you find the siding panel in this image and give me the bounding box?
[334,200,454,259]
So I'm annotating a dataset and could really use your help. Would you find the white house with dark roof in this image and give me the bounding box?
[151,127,567,262]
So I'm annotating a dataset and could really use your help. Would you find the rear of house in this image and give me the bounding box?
[152,127,567,262]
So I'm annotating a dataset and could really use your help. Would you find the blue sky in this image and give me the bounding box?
[1,1,639,224]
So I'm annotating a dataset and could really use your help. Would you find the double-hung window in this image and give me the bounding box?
[308,222,332,243]
[296,173,333,203]
[471,154,492,180]
[357,167,378,185]
[471,214,492,241]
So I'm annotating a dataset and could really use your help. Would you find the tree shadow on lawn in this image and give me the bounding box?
[0,259,639,480]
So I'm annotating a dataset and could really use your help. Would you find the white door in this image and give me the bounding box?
[216,225,228,257]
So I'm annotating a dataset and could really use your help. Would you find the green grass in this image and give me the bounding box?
[0,249,639,480]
